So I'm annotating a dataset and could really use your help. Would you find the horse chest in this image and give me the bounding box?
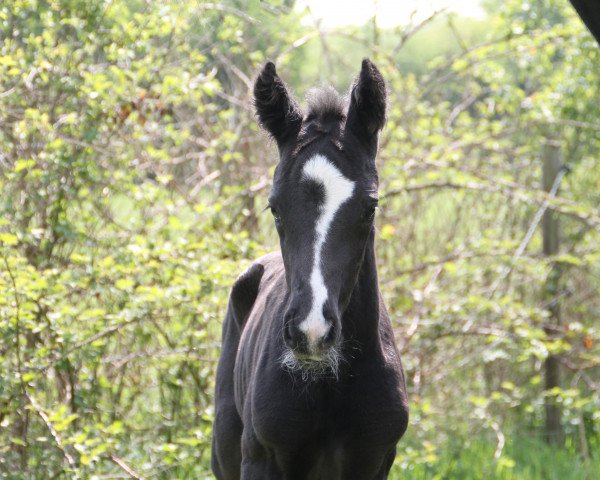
[249,367,407,451]
[249,376,330,446]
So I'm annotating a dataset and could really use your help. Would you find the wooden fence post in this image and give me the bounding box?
[542,140,564,446]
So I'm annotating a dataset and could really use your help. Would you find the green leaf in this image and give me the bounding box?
[14,159,36,172]
[0,233,18,245]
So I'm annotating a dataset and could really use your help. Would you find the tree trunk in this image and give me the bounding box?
[542,140,564,446]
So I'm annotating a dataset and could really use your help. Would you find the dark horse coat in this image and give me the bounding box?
[212,59,409,480]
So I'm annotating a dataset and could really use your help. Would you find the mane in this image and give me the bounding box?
[305,86,346,122]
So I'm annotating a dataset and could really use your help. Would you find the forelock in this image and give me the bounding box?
[305,86,346,122]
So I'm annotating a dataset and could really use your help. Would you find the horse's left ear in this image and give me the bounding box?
[345,59,386,149]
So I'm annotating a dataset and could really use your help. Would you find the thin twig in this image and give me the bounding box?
[110,453,146,480]
[392,8,447,55]
[1,251,24,385]
[382,175,600,228]
[540,118,600,132]
[38,318,141,371]
[386,248,534,278]
[0,86,16,98]
[217,54,253,91]
[491,421,506,460]
[26,392,77,470]
[197,3,257,24]
[488,166,568,296]
[275,31,321,64]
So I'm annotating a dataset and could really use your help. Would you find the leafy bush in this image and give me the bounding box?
[1,0,598,477]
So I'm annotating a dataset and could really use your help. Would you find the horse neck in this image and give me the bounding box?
[343,228,381,351]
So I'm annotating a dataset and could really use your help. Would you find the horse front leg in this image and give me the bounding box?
[240,429,281,480]
[374,447,397,480]
[240,458,273,480]
[340,445,398,480]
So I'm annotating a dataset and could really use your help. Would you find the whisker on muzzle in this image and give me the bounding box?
[280,346,341,382]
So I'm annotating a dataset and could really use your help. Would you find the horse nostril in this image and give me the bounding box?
[284,307,297,323]
[283,308,298,347]
[284,321,294,344]
[320,304,338,348]
[322,324,336,347]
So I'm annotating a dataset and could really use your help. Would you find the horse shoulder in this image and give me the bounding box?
[229,262,265,330]
[229,252,284,325]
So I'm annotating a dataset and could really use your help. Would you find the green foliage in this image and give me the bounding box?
[1,0,599,477]
[0,0,270,476]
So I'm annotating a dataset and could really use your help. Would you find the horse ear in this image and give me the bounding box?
[345,59,386,148]
[254,61,302,146]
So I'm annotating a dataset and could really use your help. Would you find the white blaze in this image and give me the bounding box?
[299,154,355,348]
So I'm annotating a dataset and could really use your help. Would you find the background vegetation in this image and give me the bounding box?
[0,0,598,478]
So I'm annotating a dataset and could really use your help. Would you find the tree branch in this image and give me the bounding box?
[110,453,146,480]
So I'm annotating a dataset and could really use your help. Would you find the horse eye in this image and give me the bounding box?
[270,206,281,222]
[364,203,378,220]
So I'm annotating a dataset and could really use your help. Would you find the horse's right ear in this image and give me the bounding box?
[254,62,302,146]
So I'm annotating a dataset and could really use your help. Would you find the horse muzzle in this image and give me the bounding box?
[283,301,339,357]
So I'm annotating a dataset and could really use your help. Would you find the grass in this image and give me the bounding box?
[391,434,598,480]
